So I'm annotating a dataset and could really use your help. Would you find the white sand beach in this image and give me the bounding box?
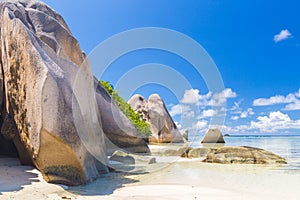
[1,153,300,200]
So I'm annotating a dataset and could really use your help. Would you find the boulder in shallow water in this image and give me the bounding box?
[201,129,225,143]
[202,146,287,164]
[187,148,211,158]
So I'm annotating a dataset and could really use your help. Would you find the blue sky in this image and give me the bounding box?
[41,0,300,135]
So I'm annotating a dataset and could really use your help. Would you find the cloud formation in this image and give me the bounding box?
[253,89,300,110]
[231,116,239,121]
[170,88,300,134]
[192,120,208,130]
[180,89,212,105]
[284,103,300,111]
[250,111,300,133]
[169,104,195,118]
[273,29,292,43]
[180,88,237,106]
[231,108,255,121]
[202,109,218,117]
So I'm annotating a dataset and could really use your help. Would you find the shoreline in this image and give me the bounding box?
[1,152,300,200]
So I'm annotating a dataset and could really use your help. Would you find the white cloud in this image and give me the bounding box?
[250,111,300,133]
[169,104,189,116]
[225,111,300,134]
[240,108,255,118]
[230,108,254,121]
[231,116,239,121]
[203,109,217,117]
[180,89,212,106]
[253,89,300,111]
[181,88,237,107]
[230,100,242,111]
[192,120,208,130]
[169,104,194,118]
[253,94,296,106]
[284,102,300,111]
[274,29,292,43]
[216,88,237,99]
[230,104,255,120]
[209,88,237,106]
[198,109,218,119]
[180,89,200,104]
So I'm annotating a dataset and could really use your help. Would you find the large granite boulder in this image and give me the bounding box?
[95,84,150,154]
[127,94,149,124]
[0,0,148,185]
[199,146,287,164]
[187,147,211,158]
[201,128,225,143]
[128,94,184,143]
[128,94,148,115]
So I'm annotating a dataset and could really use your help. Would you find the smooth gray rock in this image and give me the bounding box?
[202,146,287,164]
[0,0,105,185]
[95,84,150,155]
[201,128,225,143]
[187,148,211,158]
[128,94,184,143]
[109,150,156,172]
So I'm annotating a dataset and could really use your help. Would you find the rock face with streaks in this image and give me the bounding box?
[95,83,150,155]
[202,146,287,164]
[0,0,149,185]
[128,94,184,143]
[150,146,287,165]
[201,128,225,143]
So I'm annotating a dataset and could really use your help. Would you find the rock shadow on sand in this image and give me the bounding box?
[68,172,141,196]
[0,157,39,195]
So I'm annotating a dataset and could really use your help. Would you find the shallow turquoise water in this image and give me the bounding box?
[188,134,300,173]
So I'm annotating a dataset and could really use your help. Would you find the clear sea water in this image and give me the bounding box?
[188,134,300,174]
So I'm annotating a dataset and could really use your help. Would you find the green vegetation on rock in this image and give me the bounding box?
[100,80,151,136]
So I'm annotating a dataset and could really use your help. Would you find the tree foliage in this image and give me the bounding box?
[99,80,151,136]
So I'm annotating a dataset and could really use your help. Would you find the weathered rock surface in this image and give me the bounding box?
[109,150,156,172]
[95,84,150,154]
[202,146,287,164]
[151,146,192,157]
[0,0,148,185]
[128,94,148,119]
[183,146,287,164]
[150,145,286,164]
[187,147,211,158]
[128,94,184,143]
[110,150,156,165]
[201,128,225,143]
